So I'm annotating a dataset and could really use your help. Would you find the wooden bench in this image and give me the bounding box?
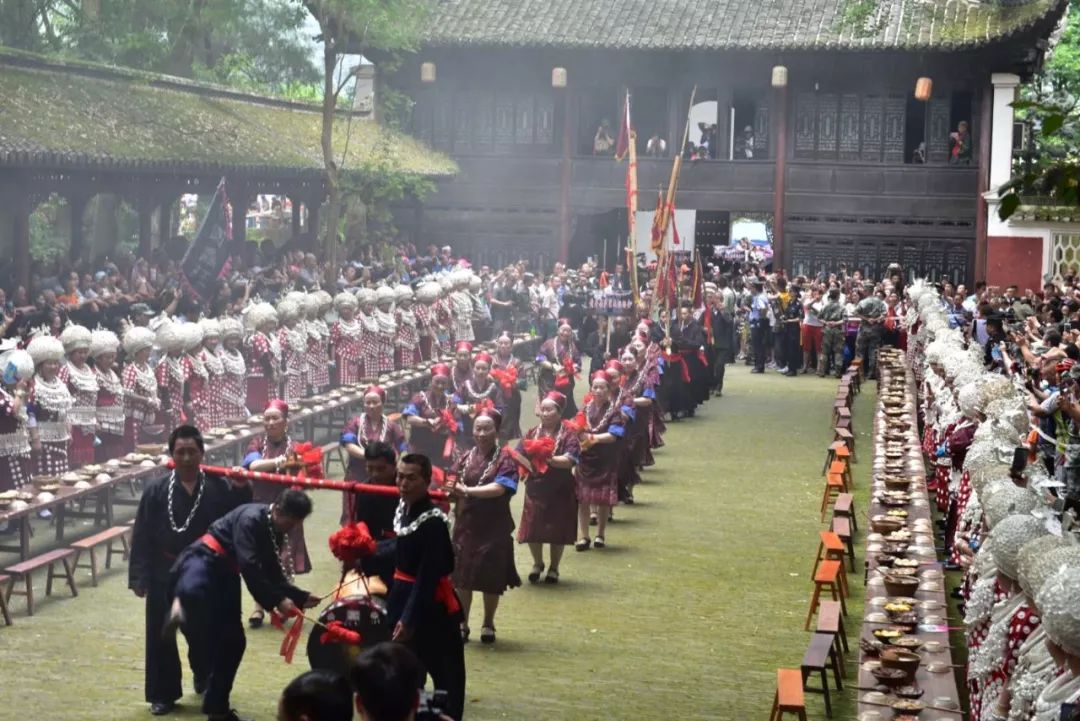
[769,668,807,721]
[4,547,78,616]
[0,574,10,626]
[805,559,846,630]
[815,600,848,668]
[801,632,844,718]
[819,473,845,521]
[833,492,857,533]
[71,525,132,587]
[831,516,856,574]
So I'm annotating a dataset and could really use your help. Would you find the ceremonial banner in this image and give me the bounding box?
[587,290,635,316]
[180,178,233,302]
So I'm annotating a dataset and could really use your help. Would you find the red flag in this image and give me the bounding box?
[650,189,665,252]
[669,201,680,245]
[691,254,704,310]
[615,92,632,161]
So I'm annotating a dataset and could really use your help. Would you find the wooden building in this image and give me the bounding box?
[385,0,1066,283]
[0,49,453,291]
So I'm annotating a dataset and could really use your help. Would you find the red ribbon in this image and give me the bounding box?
[393,569,461,615]
[490,366,518,393]
[472,398,495,417]
[270,608,305,664]
[665,352,690,383]
[554,356,576,389]
[319,620,363,645]
[522,436,556,475]
[328,521,377,566]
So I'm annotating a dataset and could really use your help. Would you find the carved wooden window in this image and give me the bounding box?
[860,95,883,162]
[794,93,817,159]
[839,94,861,161]
[816,93,839,159]
[927,98,951,164]
[883,96,906,163]
[754,103,770,158]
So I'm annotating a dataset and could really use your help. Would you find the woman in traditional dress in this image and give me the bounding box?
[574,372,626,551]
[450,341,472,395]
[241,398,312,626]
[340,384,407,524]
[491,334,525,442]
[305,291,332,394]
[0,347,34,495]
[615,346,655,504]
[195,318,226,430]
[277,296,307,405]
[121,326,160,448]
[372,286,398,377]
[452,351,504,452]
[517,391,579,585]
[447,410,520,644]
[449,271,475,344]
[59,323,98,466]
[331,291,363,386]
[27,332,72,477]
[413,282,440,361]
[244,302,279,413]
[217,317,248,420]
[434,278,455,353]
[402,363,460,472]
[394,285,421,370]
[536,321,581,419]
[90,328,126,460]
[154,323,185,431]
[357,288,381,381]
[179,322,208,431]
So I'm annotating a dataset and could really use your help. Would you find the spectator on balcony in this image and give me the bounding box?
[739,125,755,159]
[949,121,972,165]
[593,119,614,155]
[646,133,667,157]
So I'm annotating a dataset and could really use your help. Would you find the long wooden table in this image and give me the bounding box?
[0,336,540,562]
[856,354,963,719]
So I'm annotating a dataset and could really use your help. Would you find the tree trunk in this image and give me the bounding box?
[321,36,341,269]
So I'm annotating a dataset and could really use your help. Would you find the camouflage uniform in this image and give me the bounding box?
[817,298,846,378]
[855,296,887,378]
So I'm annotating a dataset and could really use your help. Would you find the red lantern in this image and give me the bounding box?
[915,77,932,102]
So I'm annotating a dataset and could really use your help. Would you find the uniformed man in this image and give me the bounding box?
[855,291,888,379]
[817,288,847,378]
[129,425,252,716]
[167,491,320,721]
[362,453,466,721]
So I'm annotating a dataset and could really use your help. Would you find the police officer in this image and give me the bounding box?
[855,290,887,379]
[817,288,846,378]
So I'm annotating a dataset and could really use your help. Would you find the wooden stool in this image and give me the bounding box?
[820,473,846,521]
[70,525,132,587]
[833,404,852,427]
[0,574,11,626]
[769,668,808,721]
[821,440,843,476]
[801,632,844,718]
[812,531,849,597]
[3,548,78,616]
[815,600,849,670]
[849,357,863,380]
[831,516,856,573]
[834,426,856,460]
[833,492,858,533]
[805,559,846,630]
[828,458,852,490]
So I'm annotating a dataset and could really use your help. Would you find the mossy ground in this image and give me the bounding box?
[0,365,875,721]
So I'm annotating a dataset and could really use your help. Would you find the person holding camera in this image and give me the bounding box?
[351,643,456,721]
[361,453,466,721]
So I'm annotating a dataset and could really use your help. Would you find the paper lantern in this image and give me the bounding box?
[771,65,788,88]
[420,62,436,84]
[552,67,567,88]
[915,77,932,101]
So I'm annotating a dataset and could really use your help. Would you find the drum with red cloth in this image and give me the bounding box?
[305,592,390,674]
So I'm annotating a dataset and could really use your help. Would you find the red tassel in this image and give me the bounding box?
[570,411,587,433]
[319,620,363,645]
[278,610,304,664]
[328,522,377,565]
[491,366,518,393]
[522,436,556,475]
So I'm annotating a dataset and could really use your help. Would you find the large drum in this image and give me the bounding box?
[306,574,391,673]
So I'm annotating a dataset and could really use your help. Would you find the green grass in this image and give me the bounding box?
[0,366,876,721]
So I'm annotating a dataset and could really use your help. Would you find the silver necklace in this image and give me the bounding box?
[266,505,294,578]
[361,414,388,446]
[167,471,205,533]
[466,445,501,485]
[393,499,450,536]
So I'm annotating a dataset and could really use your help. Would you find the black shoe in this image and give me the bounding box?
[149,702,175,716]
[481,626,496,644]
[528,564,544,584]
[575,538,591,552]
[544,570,560,584]
[589,513,598,526]
[194,678,207,695]
[750,369,764,374]
[950,587,964,600]
[461,625,470,643]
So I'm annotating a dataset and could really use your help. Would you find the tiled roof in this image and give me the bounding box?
[423,0,1063,51]
[0,48,455,178]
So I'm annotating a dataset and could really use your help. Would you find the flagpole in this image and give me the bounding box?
[659,86,697,340]
[625,89,640,306]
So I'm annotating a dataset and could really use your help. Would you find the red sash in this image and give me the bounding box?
[200,533,239,574]
[393,569,462,615]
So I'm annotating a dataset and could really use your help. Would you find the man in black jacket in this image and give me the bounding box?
[168,490,320,721]
[705,290,735,397]
[129,425,252,716]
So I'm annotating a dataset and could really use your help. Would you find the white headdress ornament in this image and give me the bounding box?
[60,323,92,353]
[990,514,1050,580]
[122,326,156,356]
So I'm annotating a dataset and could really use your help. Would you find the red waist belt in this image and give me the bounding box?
[200,533,239,574]
[393,569,461,615]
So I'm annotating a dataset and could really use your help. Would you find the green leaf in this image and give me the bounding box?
[998,193,1021,221]
[1043,114,1067,135]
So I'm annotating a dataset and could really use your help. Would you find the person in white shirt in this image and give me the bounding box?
[801,287,825,374]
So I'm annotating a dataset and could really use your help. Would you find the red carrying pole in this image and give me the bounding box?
[184,461,449,500]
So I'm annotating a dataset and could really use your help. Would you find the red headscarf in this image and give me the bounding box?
[543,391,567,410]
[474,351,493,366]
[590,370,610,385]
[455,341,473,354]
[431,363,451,379]
[265,399,289,418]
[364,385,386,402]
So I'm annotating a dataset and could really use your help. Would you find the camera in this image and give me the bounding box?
[416,689,449,721]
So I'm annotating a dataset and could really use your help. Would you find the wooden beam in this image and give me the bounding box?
[14,191,30,292]
[772,83,788,273]
[558,88,573,263]
[67,193,89,262]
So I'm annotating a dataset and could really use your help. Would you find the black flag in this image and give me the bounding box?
[180,178,233,303]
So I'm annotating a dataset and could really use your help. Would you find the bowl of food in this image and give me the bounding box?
[884,574,920,597]
[870,665,908,688]
[871,516,905,534]
[881,647,922,678]
[890,636,925,651]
